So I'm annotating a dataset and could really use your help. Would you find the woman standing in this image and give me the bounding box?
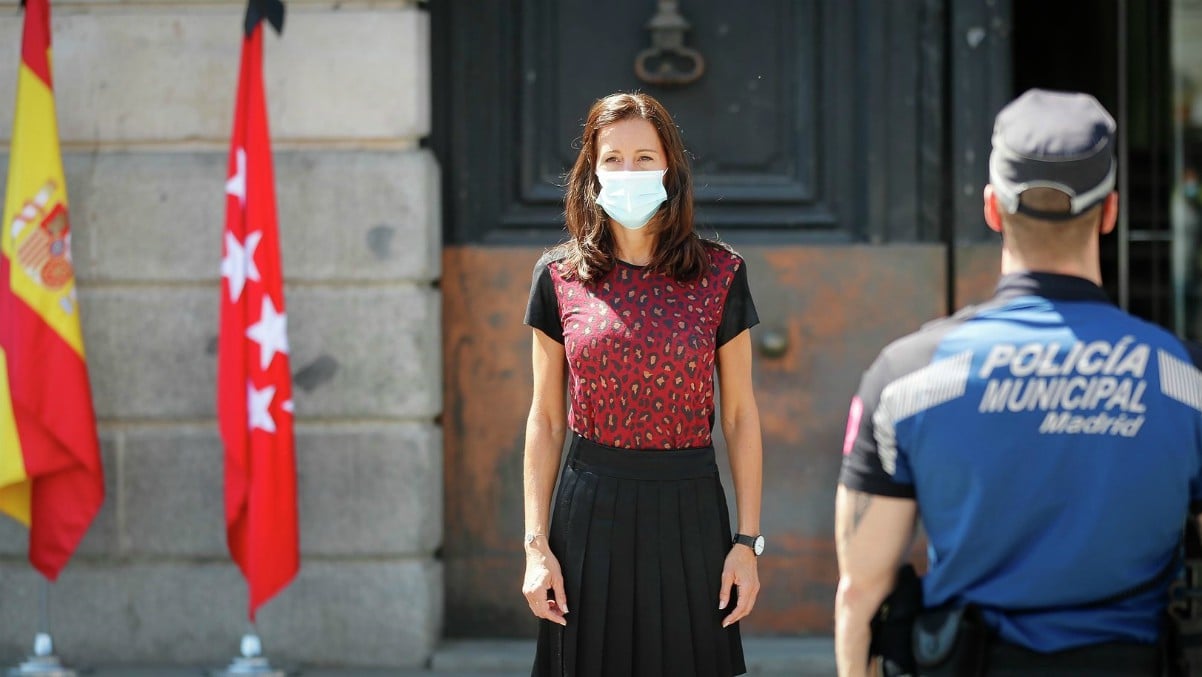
[522,92,765,677]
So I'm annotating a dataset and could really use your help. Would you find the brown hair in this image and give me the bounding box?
[559,92,709,282]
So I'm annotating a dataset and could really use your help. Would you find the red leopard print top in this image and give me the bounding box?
[525,244,758,450]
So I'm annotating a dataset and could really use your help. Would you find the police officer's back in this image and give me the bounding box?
[832,90,1202,676]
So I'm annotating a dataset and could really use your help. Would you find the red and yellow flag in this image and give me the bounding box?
[0,0,104,581]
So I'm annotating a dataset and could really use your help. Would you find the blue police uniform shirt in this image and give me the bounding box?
[839,272,1202,652]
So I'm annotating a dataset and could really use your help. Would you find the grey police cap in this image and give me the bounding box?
[988,88,1117,221]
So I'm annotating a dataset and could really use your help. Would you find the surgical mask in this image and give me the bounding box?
[1186,180,1199,201]
[595,169,668,230]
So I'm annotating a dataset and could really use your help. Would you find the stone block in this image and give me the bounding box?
[78,287,219,421]
[122,425,227,557]
[0,561,245,666]
[120,423,441,558]
[294,423,442,556]
[0,428,120,557]
[287,285,441,419]
[256,559,442,667]
[0,559,441,667]
[79,285,439,420]
[274,150,441,283]
[0,7,429,144]
[0,149,440,284]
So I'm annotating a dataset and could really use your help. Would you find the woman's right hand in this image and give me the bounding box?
[522,537,569,626]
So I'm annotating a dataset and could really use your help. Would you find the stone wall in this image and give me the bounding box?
[0,0,442,667]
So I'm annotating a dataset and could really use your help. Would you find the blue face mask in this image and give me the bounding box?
[595,169,668,231]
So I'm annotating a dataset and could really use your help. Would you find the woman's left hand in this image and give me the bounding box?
[719,543,760,627]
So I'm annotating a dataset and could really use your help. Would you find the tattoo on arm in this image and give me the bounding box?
[852,491,873,532]
[838,489,875,547]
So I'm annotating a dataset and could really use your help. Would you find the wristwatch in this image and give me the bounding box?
[733,533,765,556]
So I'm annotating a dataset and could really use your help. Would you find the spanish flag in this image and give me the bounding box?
[0,0,104,581]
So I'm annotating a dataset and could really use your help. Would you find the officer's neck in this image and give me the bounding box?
[999,246,1103,286]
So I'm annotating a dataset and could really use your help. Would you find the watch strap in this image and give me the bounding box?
[733,533,759,548]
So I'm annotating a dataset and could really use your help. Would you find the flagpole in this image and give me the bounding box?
[6,580,77,677]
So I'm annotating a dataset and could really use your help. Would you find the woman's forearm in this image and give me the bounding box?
[722,409,763,536]
[523,412,566,537]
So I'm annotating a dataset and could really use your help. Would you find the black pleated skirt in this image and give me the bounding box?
[532,434,747,677]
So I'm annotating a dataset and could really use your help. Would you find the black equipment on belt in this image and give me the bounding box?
[870,549,1186,677]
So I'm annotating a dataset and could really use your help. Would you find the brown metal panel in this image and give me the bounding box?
[443,246,540,636]
[444,244,948,636]
[732,245,945,632]
[955,243,1002,308]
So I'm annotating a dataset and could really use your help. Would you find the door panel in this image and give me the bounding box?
[438,0,863,243]
[442,247,540,634]
[517,1,846,229]
[727,245,946,630]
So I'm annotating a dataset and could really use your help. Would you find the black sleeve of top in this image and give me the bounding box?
[716,260,760,348]
[523,256,564,344]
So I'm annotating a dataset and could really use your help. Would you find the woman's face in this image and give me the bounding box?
[595,118,668,174]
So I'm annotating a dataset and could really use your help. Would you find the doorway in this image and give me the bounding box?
[433,0,1010,638]
[1013,0,1176,329]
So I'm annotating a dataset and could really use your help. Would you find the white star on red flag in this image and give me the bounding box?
[247,383,277,433]
[221,230,261,302]
[226,147,247,206]
[246,295,289,370]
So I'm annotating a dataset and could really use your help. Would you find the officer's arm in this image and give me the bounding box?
[834,484,917,677]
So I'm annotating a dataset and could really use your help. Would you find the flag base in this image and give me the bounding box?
[7,633,77,677]
[6,657,75,677]
[210,634,286,677]
[211,656,285,677]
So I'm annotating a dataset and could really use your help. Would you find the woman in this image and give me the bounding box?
[521,92,764,677]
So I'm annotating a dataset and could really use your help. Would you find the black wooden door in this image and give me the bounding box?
[434,0,1011,636]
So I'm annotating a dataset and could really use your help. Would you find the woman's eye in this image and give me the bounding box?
[604,157,619,163]
[639,156,653,162]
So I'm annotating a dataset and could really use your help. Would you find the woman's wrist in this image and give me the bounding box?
[523,532,548,554]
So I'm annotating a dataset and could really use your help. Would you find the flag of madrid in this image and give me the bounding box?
[218,19,299,619]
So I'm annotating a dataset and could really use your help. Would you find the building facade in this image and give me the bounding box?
[0,0,442,667]
[0,0,1197,668]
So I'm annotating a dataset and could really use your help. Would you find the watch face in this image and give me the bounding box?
[753,535,765,556]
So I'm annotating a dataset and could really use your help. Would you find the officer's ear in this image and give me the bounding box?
[1099,192,1119,235]
[983,185,1004,234]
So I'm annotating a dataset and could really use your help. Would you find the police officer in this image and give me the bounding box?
[834,89,1202,676]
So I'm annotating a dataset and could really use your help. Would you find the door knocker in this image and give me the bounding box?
[634,0,705,87]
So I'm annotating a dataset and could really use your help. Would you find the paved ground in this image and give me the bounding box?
[14,638,837,676]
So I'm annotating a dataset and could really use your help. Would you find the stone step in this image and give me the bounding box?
[430,637,836,675]
[49,637,837,676]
